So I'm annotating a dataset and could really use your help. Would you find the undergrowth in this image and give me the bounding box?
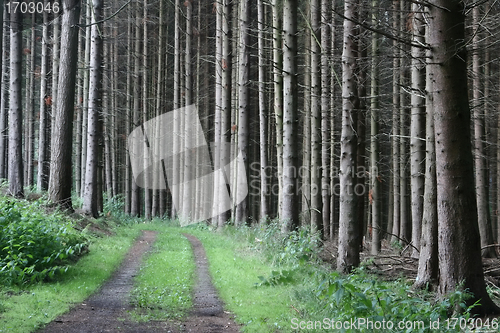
[0,198,88,285]
[196,221,487,332]
[0,225,139,333]
[232,221,322,267]
[297,268,477,332]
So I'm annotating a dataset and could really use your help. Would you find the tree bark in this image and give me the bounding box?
[337,0,359,273]
[414,45,438,289]
[370,0,380,255]
[281,0,299,232]
[212,0,222,226]
[272,0,283,220]
[390,0,400,243]
[153,0,165,217]
[24,16,36,187]
[472,5,495,258]
[410,4,426,257]
[356,44,367,250]
[321,0,331,239]
[218,0,232,228]
[302,5,311,228]
[143,0,151,219]
[0,7,7,180]
[80,1,91,197]
[103,22,113,199]
[130,0,142,217]
[235,0,250,225]
[48,0,81,208]
[257,0,269,223]
[428,0,499,314]
[8,8,23,197]
[74,26,84,197]
[310,0,322,235]
[82,0,103,217]
[51,14,60,139]
[398,0,409,244]
[124,1,133,214]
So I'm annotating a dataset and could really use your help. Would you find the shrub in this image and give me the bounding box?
[0,198,88,285]
[313,268,475,332]
[248,222,321,267]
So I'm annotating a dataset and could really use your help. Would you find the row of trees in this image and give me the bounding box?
[1,0,500,313]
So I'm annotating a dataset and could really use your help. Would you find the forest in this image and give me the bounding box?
[2,0,500,330]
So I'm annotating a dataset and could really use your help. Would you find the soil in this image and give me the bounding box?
[36,231,240,333]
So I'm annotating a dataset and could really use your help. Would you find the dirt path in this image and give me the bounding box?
[36,230,240,333]
[181,233,240,333]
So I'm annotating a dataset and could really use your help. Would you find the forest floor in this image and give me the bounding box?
[36,229,240,333]
[320,238,500,288]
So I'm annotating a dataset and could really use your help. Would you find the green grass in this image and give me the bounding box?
[0,226,140,333]
[185,224,482,333]
[187,226,307,332]
[129,222,195,321]
[0,212,484,333]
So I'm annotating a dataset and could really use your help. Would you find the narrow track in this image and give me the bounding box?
[37,230,240,333]
[181,233,240,333]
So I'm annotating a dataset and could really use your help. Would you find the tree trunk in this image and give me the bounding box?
[428,0,499,314]
[398,0,409,244]
[321,0,331,239]
[51,14,60,139]
[25,16,36,187]
[181,0,194,222]
[302,8,311,228]
[370,0,380,255]
[74,27,84,196]
[414,46,438,289]
[212,0,222,226]
[310,0,322,234]
[8,8,23,197]
[281,0,299,232]
[329,3,338,240]
[110,22,118,203]
[80,1,91,197]
[82,0,103,217]
[143,0,151,219]
[390,0,400,243]
[103,27,112,199]
[130,0,142,217]
[218,0,232,228]
[48,0,81,209]
[0,8,7,180]
[410,4,426,257]
[472,5,495,258]
[356,45,367,249]
[153,0,164,217]
[257,0,268,223]
[272,0,283,221]
[235,0,250,225]
[337,0,359,273]
[124,2,133,214]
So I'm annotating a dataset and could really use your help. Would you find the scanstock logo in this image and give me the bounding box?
[127,105,248,226]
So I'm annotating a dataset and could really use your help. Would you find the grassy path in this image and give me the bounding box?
[1,222,305,333]
[182,233,240,332]
[36,230,165,332]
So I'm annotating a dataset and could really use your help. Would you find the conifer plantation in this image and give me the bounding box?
[2,0,500,327]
